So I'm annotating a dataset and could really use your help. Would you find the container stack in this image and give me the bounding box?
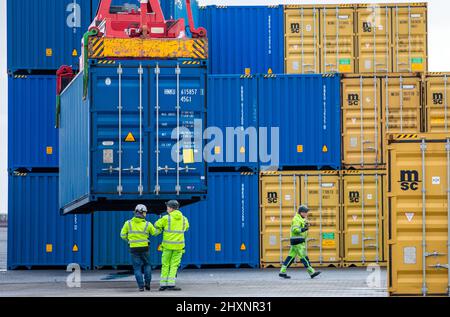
[6,0,97,269]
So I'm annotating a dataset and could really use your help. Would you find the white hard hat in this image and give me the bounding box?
[135,204,148,213]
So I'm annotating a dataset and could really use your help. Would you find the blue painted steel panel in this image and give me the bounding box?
[60,60,207,214]
[93,212,161,268]
[258,74,341,169]
[207,75,259,169]
[7,173,92,270]
[8,75,59,169]
[181,172,259,268]
[7,0,93,71]
[92,172,259,268]
[198,6,284,75]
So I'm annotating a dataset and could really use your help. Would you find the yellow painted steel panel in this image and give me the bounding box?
[342,76,383,168]
[392,4,427,73]
[356,5,391,73]
[342,170,385,265]
[425,73,450,133]
[260,171,341,268]
[88,37,208,60]
[285,7,320,74]
[387,134,449,296]
[321,7,356,74]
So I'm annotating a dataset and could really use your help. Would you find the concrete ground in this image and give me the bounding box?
[0,227,387,297]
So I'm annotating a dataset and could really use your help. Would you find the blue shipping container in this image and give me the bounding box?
[207,75,258,169]
[92,172,259,268]
[181,172,259,268]
[59,60,207,214]
[7,0,94,72]
[8,75,59,169]
[258,74,341,169]
[198,6,284,75]
[7,173,92,270]
[93,212,161,269]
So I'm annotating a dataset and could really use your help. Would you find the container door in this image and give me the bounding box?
[342,77,383,167]
[149,64,206,195]
[285,7,320,74]
[425,75,449,133]
[300,173,340,265]
[389,138,449,296]
[357,5,391,73]
[260,174,300,266]
[343,172,384,265]
[91,64,150,195]
[321,6,355,73]
[392,5,427,73]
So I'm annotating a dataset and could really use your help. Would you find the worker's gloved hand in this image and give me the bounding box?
[301,227,309,233]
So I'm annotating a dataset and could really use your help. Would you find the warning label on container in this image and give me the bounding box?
[125,132,136,142]
[403,247,416,264]
[352,234,359,245]
[269,235,277,246]
[322,233,335,248]
[405,213,414,222]
[432,176,440,185]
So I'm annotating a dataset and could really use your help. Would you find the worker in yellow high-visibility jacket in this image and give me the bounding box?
[154,200,189,291]
[120,204,158,292]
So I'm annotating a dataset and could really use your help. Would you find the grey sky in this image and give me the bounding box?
[1,0,450,214]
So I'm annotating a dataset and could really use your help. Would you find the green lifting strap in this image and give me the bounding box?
[83,29,99,100]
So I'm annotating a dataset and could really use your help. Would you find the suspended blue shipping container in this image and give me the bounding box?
[7,173,92,270]
[7,0,94,72]
[207,75,258,170]
[92,172,259,268]
[8,75,59,169]
[198,6,284,75]
[93,212,161,269]
[258,74,341,170]
[59,60,207,214]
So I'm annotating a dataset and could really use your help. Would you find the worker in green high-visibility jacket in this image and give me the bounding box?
[120,204,158,292]
[279,205,321,279]
[154,200,189,291]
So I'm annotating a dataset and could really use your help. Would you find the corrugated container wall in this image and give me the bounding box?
[260,171,341,268]
[341,170,386,266]
[207,75,258,170]
[7,173,92,270]
[7,0,94,72]
[425,73,450,133]
[8,75,58,169]
[181,172,260,268]
[259,74,341,170]
[93,212,161,269]
[59,61,207,214]
[198,6,284,75]
[387,134,450,296]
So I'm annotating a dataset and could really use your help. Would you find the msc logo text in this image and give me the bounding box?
[399,170,421,191]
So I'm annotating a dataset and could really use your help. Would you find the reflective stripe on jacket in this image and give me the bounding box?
[120,217,157,249]
[154,210,189,250]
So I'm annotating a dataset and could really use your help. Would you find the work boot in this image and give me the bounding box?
[279,273,291,279]
[145,285,151,291]
[167,286,182,291]
[139,287,145,292]
[310,271,321,279]
[159,286,168,291]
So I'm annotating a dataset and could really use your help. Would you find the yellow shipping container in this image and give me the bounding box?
[260,171,341,268]
[342,170,386,266]
[425,73,450,133]
[356,4,391,73]
[285,6,320,74]
[392,3,428,73]
[320,5,356,73]
[382,74,423,159]
[342,75,383,168]
[387,133,449,296]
